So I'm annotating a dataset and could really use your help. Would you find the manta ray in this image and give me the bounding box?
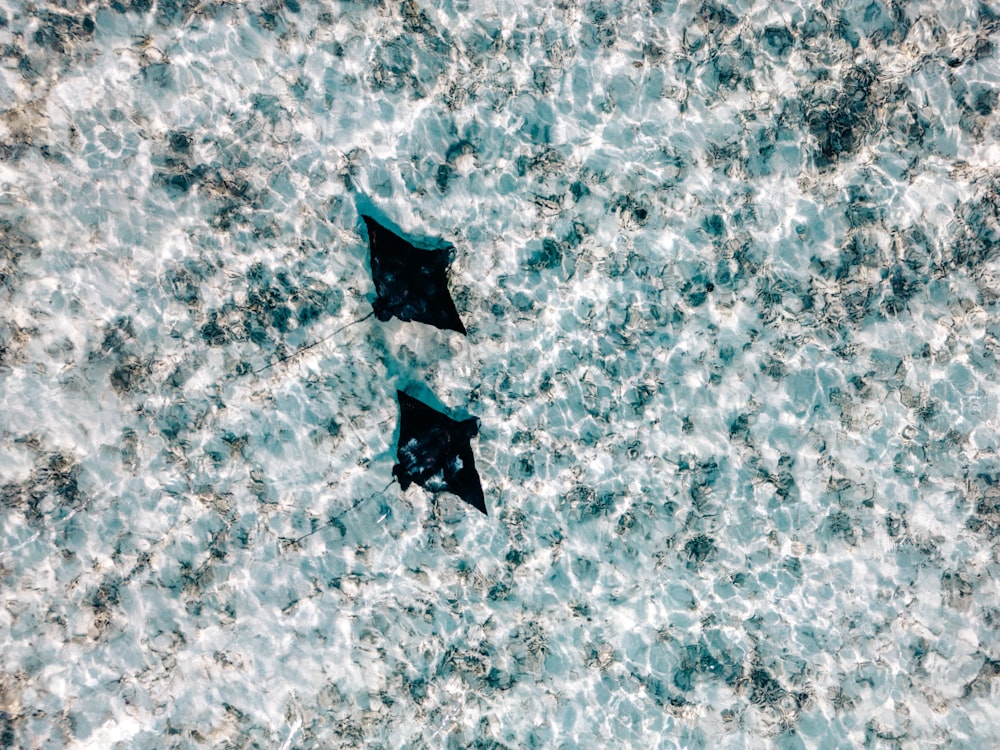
[362,215,467,334]
[393,390,486,515]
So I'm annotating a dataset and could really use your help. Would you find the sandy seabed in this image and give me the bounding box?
[2,1,1000,747]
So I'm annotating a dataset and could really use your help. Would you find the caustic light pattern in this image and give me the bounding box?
[1,0,1000,748]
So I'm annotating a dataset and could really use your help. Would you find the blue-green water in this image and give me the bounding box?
[1,1,1000,747]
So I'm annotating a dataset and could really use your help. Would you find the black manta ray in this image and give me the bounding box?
[362,215,467,334]
[393,390,486,515]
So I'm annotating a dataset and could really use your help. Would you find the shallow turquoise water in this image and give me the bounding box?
[1,1,1000,747]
